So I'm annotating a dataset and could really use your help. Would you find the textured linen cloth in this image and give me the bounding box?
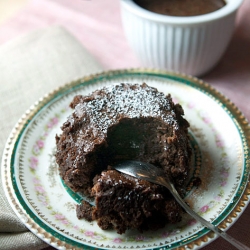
[0,0,249,249]
[0,26,102,250]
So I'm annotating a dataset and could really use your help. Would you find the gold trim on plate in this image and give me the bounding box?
[2,68,250,250]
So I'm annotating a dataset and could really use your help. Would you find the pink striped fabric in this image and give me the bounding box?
[0,0,141,69]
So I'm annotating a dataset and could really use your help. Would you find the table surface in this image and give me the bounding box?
[0,0,29,24]
[0,0,249,249]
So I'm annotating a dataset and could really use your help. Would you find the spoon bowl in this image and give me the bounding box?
[114,160,250,250]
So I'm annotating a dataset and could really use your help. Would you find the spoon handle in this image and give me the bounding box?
[162,179,250,250]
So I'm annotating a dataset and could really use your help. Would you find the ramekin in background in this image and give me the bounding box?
[120,0,243,76]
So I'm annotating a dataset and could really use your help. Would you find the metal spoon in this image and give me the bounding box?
[114,160,249,250]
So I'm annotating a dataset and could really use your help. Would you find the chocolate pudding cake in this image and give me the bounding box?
[134,0,226,17]
[55,83,192,234]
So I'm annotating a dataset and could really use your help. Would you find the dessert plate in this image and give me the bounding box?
[2,69,250,250]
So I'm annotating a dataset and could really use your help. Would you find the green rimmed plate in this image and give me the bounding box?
[2,69,250,250]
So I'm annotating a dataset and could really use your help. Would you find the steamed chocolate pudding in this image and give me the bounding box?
[55,83,192,234]
[134,0,227,17]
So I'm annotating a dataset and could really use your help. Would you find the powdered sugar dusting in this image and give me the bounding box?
[74,83,179,138]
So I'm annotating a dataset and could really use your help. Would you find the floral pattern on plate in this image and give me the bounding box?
[2,69,250,250]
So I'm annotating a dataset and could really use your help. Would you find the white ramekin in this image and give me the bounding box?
[120,0,243,76]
